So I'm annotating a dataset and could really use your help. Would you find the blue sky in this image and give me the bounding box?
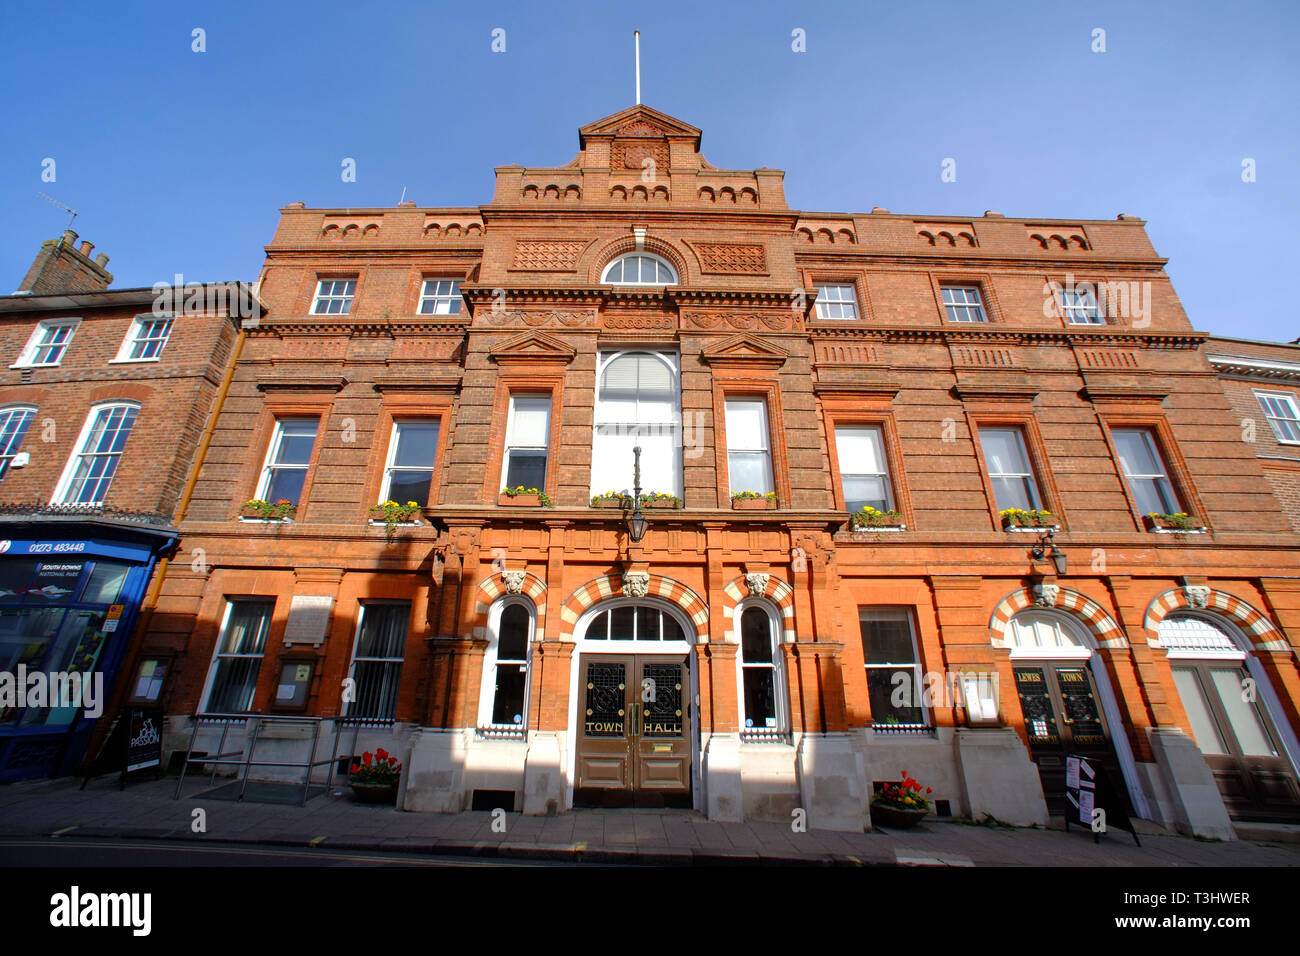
[1,0,1296,341]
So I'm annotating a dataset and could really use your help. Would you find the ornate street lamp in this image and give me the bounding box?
[1031,528,1067,576]
[627,446,648,543]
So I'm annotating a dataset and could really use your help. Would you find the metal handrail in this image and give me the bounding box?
[174,712,339,805]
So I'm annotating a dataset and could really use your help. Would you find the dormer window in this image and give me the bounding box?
[601,254,677,286]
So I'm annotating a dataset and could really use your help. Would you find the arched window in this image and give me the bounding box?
[1004,610,1093,658]
[601,253,677,286]
[737,604,785,735]
[591,351,681,498]
[583,604,685,642]
[478,599,534,732]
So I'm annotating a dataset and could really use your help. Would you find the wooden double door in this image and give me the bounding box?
[574,654,693,808]
[1170,660,1300,823]
[1013,662,1130,817]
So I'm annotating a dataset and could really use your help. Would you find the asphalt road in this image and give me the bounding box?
[0,837,558,867]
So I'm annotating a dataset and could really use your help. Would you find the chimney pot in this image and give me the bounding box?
[61,229,78,245]
[95,253,110,268]
[80,241,94,256]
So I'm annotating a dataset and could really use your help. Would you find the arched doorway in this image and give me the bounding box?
[1003,609,1143,819]
[566,596,700,808]
[1160,612,1300,823]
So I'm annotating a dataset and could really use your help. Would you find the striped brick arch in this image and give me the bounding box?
[470,571,548,641]
[989,586,1127,650]
[559,573,709,641]
[721,574,796,643]
[1144,588,1286,650]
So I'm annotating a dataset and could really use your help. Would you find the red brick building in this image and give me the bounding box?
[148,105,1300,835]
[0,231,253,779]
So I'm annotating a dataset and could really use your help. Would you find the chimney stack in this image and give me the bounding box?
[17,233,113,295]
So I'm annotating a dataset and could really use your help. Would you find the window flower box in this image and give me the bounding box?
[643,493,681,509]
[499,486,553,508]
[1145,512,1207,533]
[1000,508,1058,532]
[591,493,627,509]
[368,501,422,523]
[850,507,906,531]
[732,491,777,511]
[239,499,295,521]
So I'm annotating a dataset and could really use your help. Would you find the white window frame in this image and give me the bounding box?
[199,599,275,714]
[255,418,319,505]
[345,601,410,719]
[600,253,678,286]
[735,600,787,736]
[110,313,174,363]
[500,394,552,492]
[477,596,535,732]
[51,401,141,506]
[310,278,356,315]
[418,278,462,315]
[1060,287,1103,325]
[1112,427,1182,515]
[12,318,80,368]
[725,398,774,496]
[834,424,895,512]
[940,285,988,323]
[591,351,682,498]
[379,420,440,506]
[813,283,859,320]
[980,426,1044,512]
[1255,390,1300,445]
[859,607,929,728]
[0,405,37,481]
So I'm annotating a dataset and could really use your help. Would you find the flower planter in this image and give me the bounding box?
[239,508,294,522]
[499,493,542,507]
[1144,514,1205,533]
[591,497,627,509]
[851,511,906,531]
[367,507,421,524]
[732,496,777,511]
[1001,513,1057,531]
[851,523,906,532]
[349,782,398,805]
[643,498,681,509]
[870,802,928,829]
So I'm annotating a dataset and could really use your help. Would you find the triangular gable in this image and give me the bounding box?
[579,105,702,150]
[700,333,789,371]
[488,330,577,366]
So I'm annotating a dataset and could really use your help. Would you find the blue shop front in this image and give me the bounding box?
[0,514,176,781]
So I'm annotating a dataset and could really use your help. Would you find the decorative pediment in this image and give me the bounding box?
[488,330,577,367]
[700,333,789,372]
[579,105,702,149]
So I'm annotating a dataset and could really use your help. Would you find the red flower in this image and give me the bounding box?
[901,770,909,777]
[376,747,388,760]
[349,763,359,774]
[926,787,933,794]
[362,752,372,765]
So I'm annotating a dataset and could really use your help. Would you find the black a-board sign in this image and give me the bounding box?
[1063,754,1140,845]
[79,706,163,790]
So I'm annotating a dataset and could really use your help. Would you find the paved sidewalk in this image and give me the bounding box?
[1,774,1298,866]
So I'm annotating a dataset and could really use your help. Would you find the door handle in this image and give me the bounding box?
[628,702,638,738]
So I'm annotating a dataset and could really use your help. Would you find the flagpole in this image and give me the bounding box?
[635,31,641,105]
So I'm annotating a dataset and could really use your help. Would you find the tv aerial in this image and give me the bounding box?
[37,192,78,231]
